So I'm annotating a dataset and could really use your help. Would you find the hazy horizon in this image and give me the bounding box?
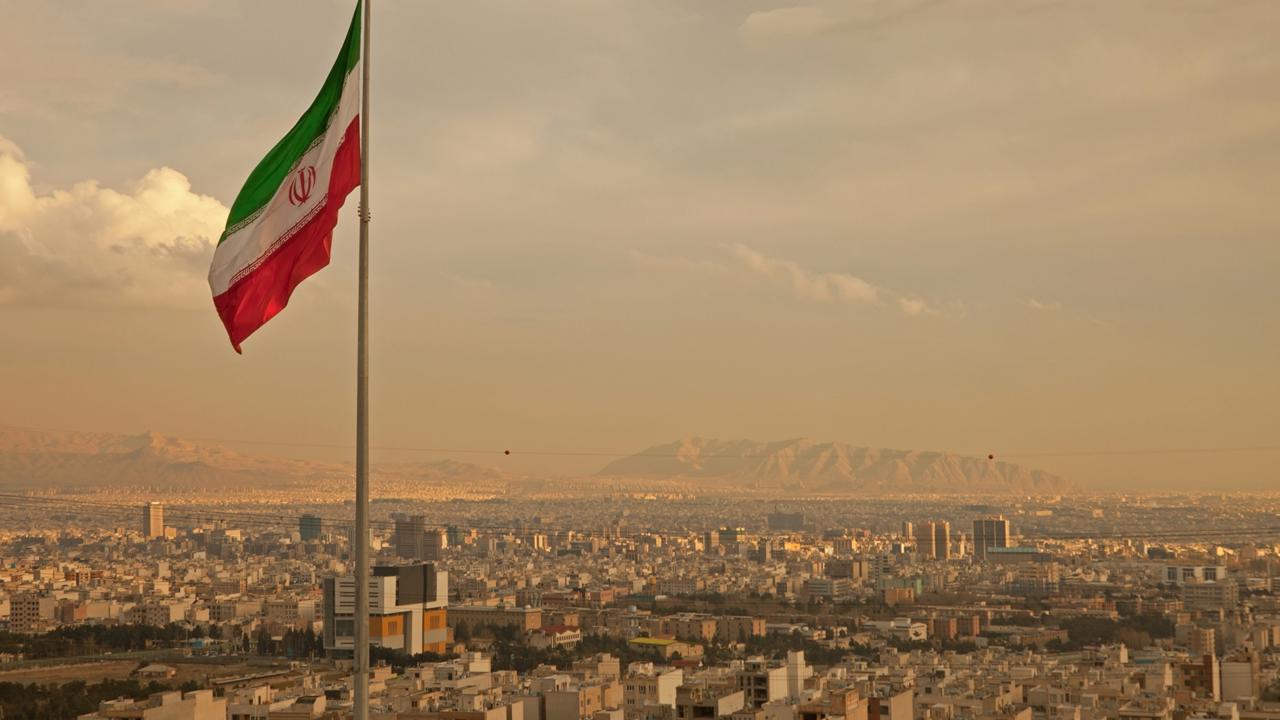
[3,0,1278,492]
[2,420,1276,493]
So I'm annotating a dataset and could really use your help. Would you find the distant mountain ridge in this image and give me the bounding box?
[597,437,1068,494]
[0,425,502,490]
[0,425,1068,495]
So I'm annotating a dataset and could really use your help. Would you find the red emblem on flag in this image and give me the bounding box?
[288,165,317,206]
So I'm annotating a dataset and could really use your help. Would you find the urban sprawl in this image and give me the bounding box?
[0,493,1278,720]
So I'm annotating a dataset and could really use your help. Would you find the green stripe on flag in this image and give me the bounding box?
[219,0,362,245]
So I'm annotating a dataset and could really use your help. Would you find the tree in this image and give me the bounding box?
[1045,638,1071,653]
[255,628,272,656]
[1114,628,1152,649]
[0,678,179,720]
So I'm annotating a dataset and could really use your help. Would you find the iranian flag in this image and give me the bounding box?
[209,2,362,352]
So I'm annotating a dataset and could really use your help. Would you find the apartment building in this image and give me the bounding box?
[716,616,766,644]
[323,563,448,657]
[449,604,543,633]
[624,665,683,719]
[8,593,55,634]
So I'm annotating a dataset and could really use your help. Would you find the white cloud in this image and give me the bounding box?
[727,242,878,304]
[632,243,949,318]
[719,243,949,318]
[741,6,837,48]
[0,136,227,308]
[898,296,932,317]
[1024,297,1063,311]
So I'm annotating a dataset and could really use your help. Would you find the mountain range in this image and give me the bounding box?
[0,425,1068,494]
[598,437,1068,494]
[0,425,503,492]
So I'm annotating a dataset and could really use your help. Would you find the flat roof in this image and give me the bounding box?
[630,637,676,646]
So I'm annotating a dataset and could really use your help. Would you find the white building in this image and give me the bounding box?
[81,689,225,720]
[323,563,448,657]
[1163,565,1227,585]
[623,664,683,718]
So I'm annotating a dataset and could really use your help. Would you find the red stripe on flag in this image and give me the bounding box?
[213,117,361,353]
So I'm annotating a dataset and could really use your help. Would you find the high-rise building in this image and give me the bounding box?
[933,521,951,561]
[831,536,855,555]
[719,527,746,545]
[394,516,426,559]
[143,502,164,539]
[393,517,447,561]
[901,521,913,539]
[423,528,448,560]
[767,511,805,531]
[914,523,934,559]
[446,525,474,547]
[913,521,950,560]
[323,563,448,657]
[752,540,772,563]
[971,516,1010,563]
[299,514,322,541]
[926,520,957,561]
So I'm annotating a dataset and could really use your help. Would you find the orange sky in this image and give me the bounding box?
[1,0,1278,490]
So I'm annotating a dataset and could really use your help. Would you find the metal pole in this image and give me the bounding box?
[354,0,372,718]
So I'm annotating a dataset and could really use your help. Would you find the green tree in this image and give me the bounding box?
[255,628,272,655]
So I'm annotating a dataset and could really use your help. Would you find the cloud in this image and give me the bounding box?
[741,6,838,48]
[727,243,878,304]
[635,243,946,318]
[1023,297,1114,328]
[0,136,227,308]
[740,1,943,51]
[898,296,933,317]
[1023,297,1063,311]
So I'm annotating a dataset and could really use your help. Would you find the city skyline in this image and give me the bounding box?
[3,1,1279,717]
[1,474,1277,717]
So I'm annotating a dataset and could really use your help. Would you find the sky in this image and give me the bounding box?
[1,0,1278,490]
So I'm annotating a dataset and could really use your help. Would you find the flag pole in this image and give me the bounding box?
[354,0,372,718]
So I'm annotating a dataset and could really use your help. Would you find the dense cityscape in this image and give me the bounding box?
[5,0,1279,718]
[1,492,1277,719]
